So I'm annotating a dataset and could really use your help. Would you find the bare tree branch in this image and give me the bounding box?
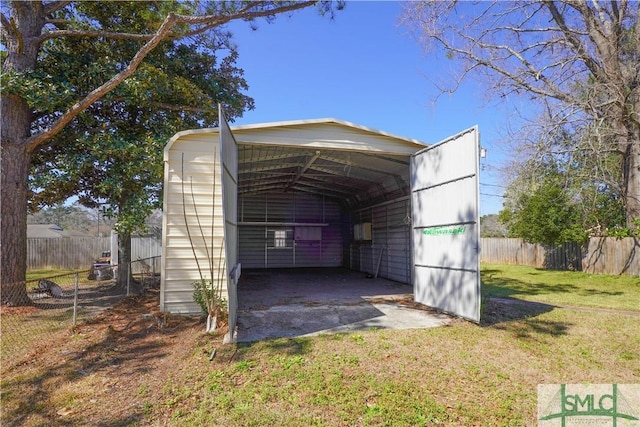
[403,0,640,224]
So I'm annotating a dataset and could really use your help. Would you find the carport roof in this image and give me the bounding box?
[166,118,428,206]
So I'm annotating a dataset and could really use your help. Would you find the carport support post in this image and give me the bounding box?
[72,272,79,326]
[127,261,131,296]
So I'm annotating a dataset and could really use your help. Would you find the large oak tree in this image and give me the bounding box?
[28,2,255,290]
[0,1,328,305]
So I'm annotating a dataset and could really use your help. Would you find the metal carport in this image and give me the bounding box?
[161,108,481,342]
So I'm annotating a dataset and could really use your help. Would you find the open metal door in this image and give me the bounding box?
[219,105,240,343]
[410,127,481,322]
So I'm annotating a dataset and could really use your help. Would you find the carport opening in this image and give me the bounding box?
[236,143,415,309]
[232,139,425,340]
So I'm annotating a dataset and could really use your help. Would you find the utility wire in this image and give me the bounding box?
[480,182,507,189]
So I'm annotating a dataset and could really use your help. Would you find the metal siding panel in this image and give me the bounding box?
[351,198,411,284]
[413,224,479,270]
[220,107,239,341]
[241,193,266,222]
[414,268,479,320]
[295,193,324,223]
[386,200,411,283]
[238,192,343,269]
[411,127,480,322]
[321,225,343,267]
[411,133,477,190]
[360,245,375,275]
[295,240,322,267]
[161,130,228,315]
[232,123,423,155]
[267,193,296,222]
[372,202,387,277]
[267,247,295,267]
[238,227,266,268]
[411,177,477,227]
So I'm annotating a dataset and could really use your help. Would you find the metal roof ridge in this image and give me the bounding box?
[231,118,426,146]
[164,118,428,154]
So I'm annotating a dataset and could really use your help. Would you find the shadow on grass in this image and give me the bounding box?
[0,291,193,427]
[481,270,572,338]
[481,269,624,300]
[481,297,573,343]
[237,336,315,358]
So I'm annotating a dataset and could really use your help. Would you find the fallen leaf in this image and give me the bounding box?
[57,407,73,416]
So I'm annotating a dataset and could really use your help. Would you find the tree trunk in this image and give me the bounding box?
[0,3,45,305]
[624,138,640,227]
[0,141,32,306]
[116,230,133,292]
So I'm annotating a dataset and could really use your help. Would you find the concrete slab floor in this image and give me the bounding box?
[236,268,452,342]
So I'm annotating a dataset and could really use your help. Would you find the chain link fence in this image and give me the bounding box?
[0,257,160,368]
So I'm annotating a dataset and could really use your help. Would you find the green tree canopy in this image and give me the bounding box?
[499,176,588,246]
[1,0,337,305]
[25,1,255,287]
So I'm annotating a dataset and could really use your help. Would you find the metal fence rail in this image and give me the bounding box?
[0,257,160,368]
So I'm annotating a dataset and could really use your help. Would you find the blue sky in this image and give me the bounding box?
[226,1,509,215]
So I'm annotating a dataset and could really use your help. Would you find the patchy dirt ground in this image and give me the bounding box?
[1,289,231,427]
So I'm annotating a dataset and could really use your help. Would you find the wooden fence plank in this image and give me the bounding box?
[27,237,160,270]
[480,237,639,276]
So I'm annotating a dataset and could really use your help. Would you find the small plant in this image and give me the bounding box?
[193,279,227,332]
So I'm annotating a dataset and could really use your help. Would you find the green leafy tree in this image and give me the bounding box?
[27,1,254,288]
[500,133,626,240]
[1,1,336,305]
[499,176,588,246]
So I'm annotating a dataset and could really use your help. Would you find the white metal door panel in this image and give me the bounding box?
[219,105,239,342]
[411,127,481,322]
[411,179,478,226]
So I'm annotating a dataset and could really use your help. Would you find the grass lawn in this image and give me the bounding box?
[481,263,640,311]
[1,264,638,426]
[26,268,80,282]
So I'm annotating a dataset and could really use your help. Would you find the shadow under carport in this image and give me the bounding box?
[236,268,452,342]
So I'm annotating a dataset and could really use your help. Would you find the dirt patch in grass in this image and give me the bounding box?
[1,289,226,426]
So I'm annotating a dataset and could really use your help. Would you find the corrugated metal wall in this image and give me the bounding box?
[238,192,344,268]
[162,133,228,314]
[351,197,412,284]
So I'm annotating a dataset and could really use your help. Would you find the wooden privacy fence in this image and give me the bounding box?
[28,236,638,275]
[27,236,161,270]
[481,237,640,276]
